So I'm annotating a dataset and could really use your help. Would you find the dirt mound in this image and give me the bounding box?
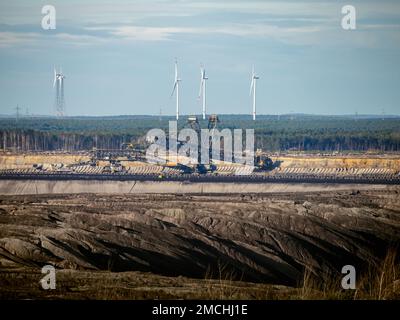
[0,190,399,286]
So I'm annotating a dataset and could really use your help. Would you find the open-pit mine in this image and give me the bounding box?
[0,151,399,299]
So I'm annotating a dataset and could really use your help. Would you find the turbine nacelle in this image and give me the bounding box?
[250,67,259,95]
[199,66,208,97]
[200,66,208,80]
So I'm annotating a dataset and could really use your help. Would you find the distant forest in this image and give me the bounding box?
[0,115,400,152]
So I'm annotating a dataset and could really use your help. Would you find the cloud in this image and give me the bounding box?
[53,33,106,46]
[2,20,399,50]
[2,1,400,25]
[86,26,191,41]
[0,31,107,48]
[0,31,40,48]
[1,0,400,49]
[85,23,324,44]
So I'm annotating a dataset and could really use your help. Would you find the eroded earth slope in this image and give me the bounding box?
[0,188,399,295]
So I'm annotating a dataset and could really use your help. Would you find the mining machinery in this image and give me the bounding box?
[255,149,273,170]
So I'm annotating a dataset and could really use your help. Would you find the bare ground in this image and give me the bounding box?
[0,187,399,299]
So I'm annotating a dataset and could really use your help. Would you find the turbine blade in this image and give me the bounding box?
[250,78,254,96]
[198,67,204,97]
[53,68,57,88]
[171,81,177,97]
[199,79,203,98]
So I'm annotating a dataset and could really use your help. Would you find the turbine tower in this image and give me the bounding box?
[171,59,181,120]
[53,66,66,117]
[250,66,259,121]
[198,64,208,120]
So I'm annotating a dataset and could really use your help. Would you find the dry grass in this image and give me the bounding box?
[199,248,400,300]
[1,249,398,300]
[299,248,400,300]
[204,261,242,299]
[355,247,399,300]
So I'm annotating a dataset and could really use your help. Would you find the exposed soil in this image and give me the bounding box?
[0,188,399,299]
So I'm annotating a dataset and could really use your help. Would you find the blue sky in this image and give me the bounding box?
[0,0,399,116]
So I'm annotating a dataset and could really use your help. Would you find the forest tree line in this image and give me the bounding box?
[0,116,400,152]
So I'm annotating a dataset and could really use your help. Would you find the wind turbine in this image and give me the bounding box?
[250,66,259,121]
[171,59,181,120]
[53,66,66,117]
[53,66,65,87]
[198,64,208,120]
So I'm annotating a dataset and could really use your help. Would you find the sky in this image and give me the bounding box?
[0,0,399,116]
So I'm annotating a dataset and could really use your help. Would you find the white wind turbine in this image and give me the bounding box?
[198,64,208,120]
[53,66,66,117]
[250,66,259,121]
[171,59,181,120]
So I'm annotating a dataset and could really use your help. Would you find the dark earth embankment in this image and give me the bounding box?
[0,188,399,299]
